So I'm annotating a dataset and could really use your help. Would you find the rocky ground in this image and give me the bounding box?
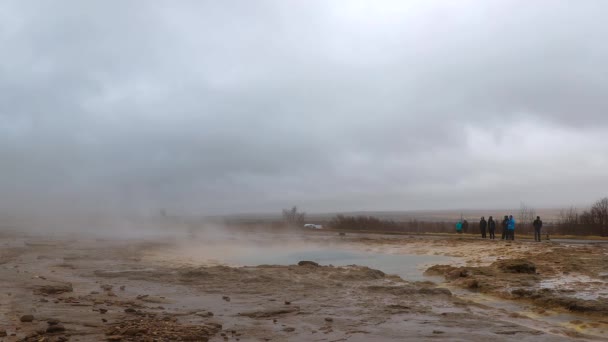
[1,229,607,341]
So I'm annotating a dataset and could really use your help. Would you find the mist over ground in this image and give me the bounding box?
[2,1,608,219]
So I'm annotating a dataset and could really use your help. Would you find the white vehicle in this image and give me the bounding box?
[304,224,323,229]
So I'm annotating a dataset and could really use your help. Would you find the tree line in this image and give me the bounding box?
[280,197,608,236]
[555,197,608,236]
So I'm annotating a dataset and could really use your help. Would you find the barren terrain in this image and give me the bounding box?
[1,228,607,341]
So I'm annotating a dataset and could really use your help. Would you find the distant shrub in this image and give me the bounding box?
[328,215,403,231]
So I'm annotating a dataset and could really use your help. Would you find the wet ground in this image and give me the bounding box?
[1,228,607,341]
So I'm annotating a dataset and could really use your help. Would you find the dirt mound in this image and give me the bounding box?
[328,266,385,281]
[425,261,541,295]
[105,317,221,341]
[239,306,300,318]
[493,259,537,274]
[179,265,237,279]
[34,283,73,295]
[297,260,319,267]
[424,265,456,276]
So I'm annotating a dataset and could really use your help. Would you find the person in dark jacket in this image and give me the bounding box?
[501,216,509,240]
[463,220,469,234]
[488,216,496,239]
[533,216,543,242]
[479,217,487,238]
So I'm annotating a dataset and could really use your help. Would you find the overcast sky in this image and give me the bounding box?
[1,0,608,216]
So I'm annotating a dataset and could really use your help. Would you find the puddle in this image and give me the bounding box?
[165,241,449,281]
[223,248,449,281]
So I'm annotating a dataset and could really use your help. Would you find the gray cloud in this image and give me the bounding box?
[1,0,608,216]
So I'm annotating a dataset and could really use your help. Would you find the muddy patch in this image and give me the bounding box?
[427,257,608,316]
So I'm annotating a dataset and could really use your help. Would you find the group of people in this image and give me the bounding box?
[456,215,544,241]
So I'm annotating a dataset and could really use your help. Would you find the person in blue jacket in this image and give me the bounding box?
[507,215,516,240]
[456,221,463,234]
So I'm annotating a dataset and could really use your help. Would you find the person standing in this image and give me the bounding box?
[463,220,469,234]
[488,216,496,239]
[479,217,487,238]
[533,216,543,242]
[501,216,509,240]
[508,215,516,240]
[456,220,463,234]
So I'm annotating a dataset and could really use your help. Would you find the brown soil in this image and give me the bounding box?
[1,230,607,341]
[425,243,608,316]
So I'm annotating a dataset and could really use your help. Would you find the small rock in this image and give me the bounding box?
[20,314,35,322]
[284,301,291,305]
[102,318,108,323]
[106,335,122,341]
[222,296,231,302]
[47,319,60,325]
[447,268,469,279]
[25,331,39,339]
[324,317,333,322]
[124,308,136,313]
[99,308,108,314]
[297,261,319,267]
[433,330,444,334]
[0,330,7,337]
[121,327,144,336]
[35,283,73,295]
[46,324,66,333]
[465,279,479,289]
[119,285,125,291]
[283,327,295,332]
[100,284,113,291]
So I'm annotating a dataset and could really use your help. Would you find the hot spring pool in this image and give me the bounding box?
[221,248,449,281]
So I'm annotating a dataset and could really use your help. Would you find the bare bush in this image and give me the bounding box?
[558,206,579,235]
[518,202,536,234]
[555,197,608,236]
[282,206,306,228]
[591,197,608,236]
[328,215,402,231]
